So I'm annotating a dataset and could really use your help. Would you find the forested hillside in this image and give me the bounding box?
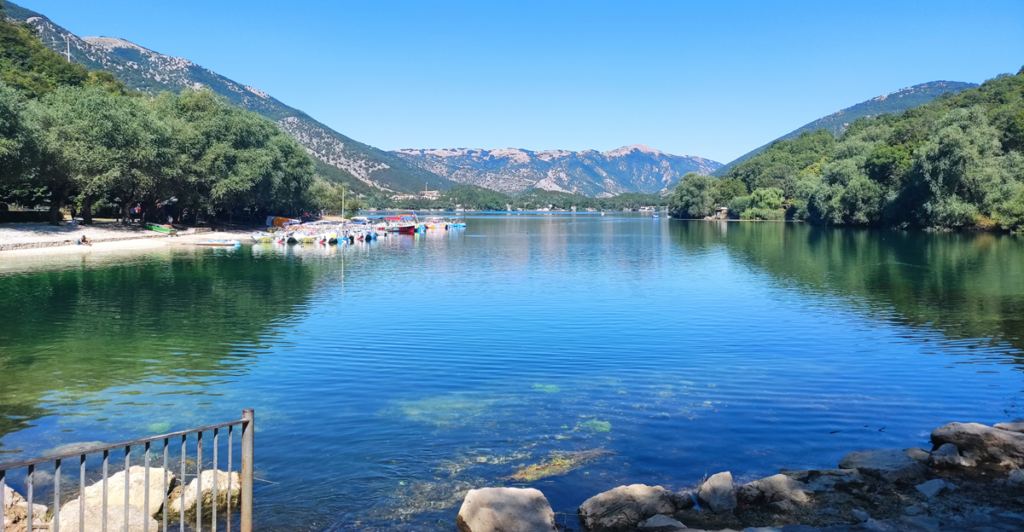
[0,3,349,224]
[714,81,977,176]
[3,0,450,195]
[670,68,1024,231]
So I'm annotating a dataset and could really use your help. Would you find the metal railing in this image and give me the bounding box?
[0,409,253,532]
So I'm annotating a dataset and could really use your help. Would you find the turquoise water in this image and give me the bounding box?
[1,215,1023,531]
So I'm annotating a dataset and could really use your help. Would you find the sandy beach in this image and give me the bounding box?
[0,222,252,272]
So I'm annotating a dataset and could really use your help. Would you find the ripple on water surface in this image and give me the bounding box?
[1,216,1023,531]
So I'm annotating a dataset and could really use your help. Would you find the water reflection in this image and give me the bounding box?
[668,221,1024,352]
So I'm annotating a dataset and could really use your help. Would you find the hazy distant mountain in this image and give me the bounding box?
[392,145,721,197]
[714,81,978,175]
[4,1,451,194]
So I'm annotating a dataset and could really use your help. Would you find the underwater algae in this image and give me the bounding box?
[504,449,614,482]
[575,419,612,433]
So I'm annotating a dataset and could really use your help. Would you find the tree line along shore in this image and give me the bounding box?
[669,68,1024,232]
[0,6,354,227]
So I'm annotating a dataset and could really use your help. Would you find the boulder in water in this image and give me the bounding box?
[736,474,811,506]
[578,484,690,532]
[931,422,1024,466]
[164,470,240,520]
[697,472,736,513]
[455,487,556,532]
[52,503,158,532]
[77,466,176,517]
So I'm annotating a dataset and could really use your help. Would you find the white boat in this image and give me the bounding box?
[196,239,241,247]
[251,231,274,243]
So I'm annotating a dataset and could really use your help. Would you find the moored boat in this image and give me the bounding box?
[195,239,241,247]
[146,223,178,235]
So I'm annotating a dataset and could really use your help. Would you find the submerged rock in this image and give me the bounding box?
[903,447,930,463]
[504,449,613,482]
[737,474,810,506]
[456,487,556,532]
[164,470,239,520]
[578,484,689,532]
[838,449,926,483]
[931,422,1024,466]
[697,472,736,513]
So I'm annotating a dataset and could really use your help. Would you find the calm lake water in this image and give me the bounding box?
[1,215,1023,531]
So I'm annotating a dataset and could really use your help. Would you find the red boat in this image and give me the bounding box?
[386,215,419,234]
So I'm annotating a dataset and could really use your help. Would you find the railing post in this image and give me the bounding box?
[240,409,254,532]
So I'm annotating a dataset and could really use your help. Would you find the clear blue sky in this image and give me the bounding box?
[15,0,1024,163]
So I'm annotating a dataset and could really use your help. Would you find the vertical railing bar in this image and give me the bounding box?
[240,410,253,532]
[145,441,151,528]
[226,425,232,532]
[196,431,203,532]
[102,450,108,532]
[1,469,6,532]
[0,469,6,532]
[79,455,86,532]
[163,439,169,532]
[180,436,186,532]
[212,428,218,532]
[54,458,61,532]
[124,446,131,532]
[26,464,33,532]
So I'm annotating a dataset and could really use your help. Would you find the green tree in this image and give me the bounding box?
[668,172,717,218]
[25,85,165,224]
[712,177,747,205]
[0,80,31,203]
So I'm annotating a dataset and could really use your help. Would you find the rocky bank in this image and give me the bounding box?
[456,421,1024,532]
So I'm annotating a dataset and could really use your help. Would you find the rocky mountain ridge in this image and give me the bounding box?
[392,144,721,196]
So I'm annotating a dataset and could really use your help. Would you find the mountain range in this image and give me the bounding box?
[713,81,977,175]
[391,145,720,196]
[1,1,979,198]
[4,1,721,197]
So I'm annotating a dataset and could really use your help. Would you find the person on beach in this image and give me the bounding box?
[78,234,91,246]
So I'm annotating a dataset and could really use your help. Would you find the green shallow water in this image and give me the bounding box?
[0,215,1022,531]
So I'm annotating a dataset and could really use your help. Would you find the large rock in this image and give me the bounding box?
[994,421,1024,433]
[697,472,736,513]
[456,487,555,532]
[780,469,862,491]
[636,514,687,532]
[931,422,1024,465]
[927,443,974,469]
[52,502,158,532]
[3,485,50,532]
[737,474,810,506]
[165,470,240,520]
[838,449,927,483]
[78,466,176,518]
[578,484,689,532]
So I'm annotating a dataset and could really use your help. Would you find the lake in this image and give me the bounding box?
[1,215,1023,531]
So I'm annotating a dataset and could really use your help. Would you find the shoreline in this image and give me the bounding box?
[0,226,251,257]
[454,420,1024,532]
